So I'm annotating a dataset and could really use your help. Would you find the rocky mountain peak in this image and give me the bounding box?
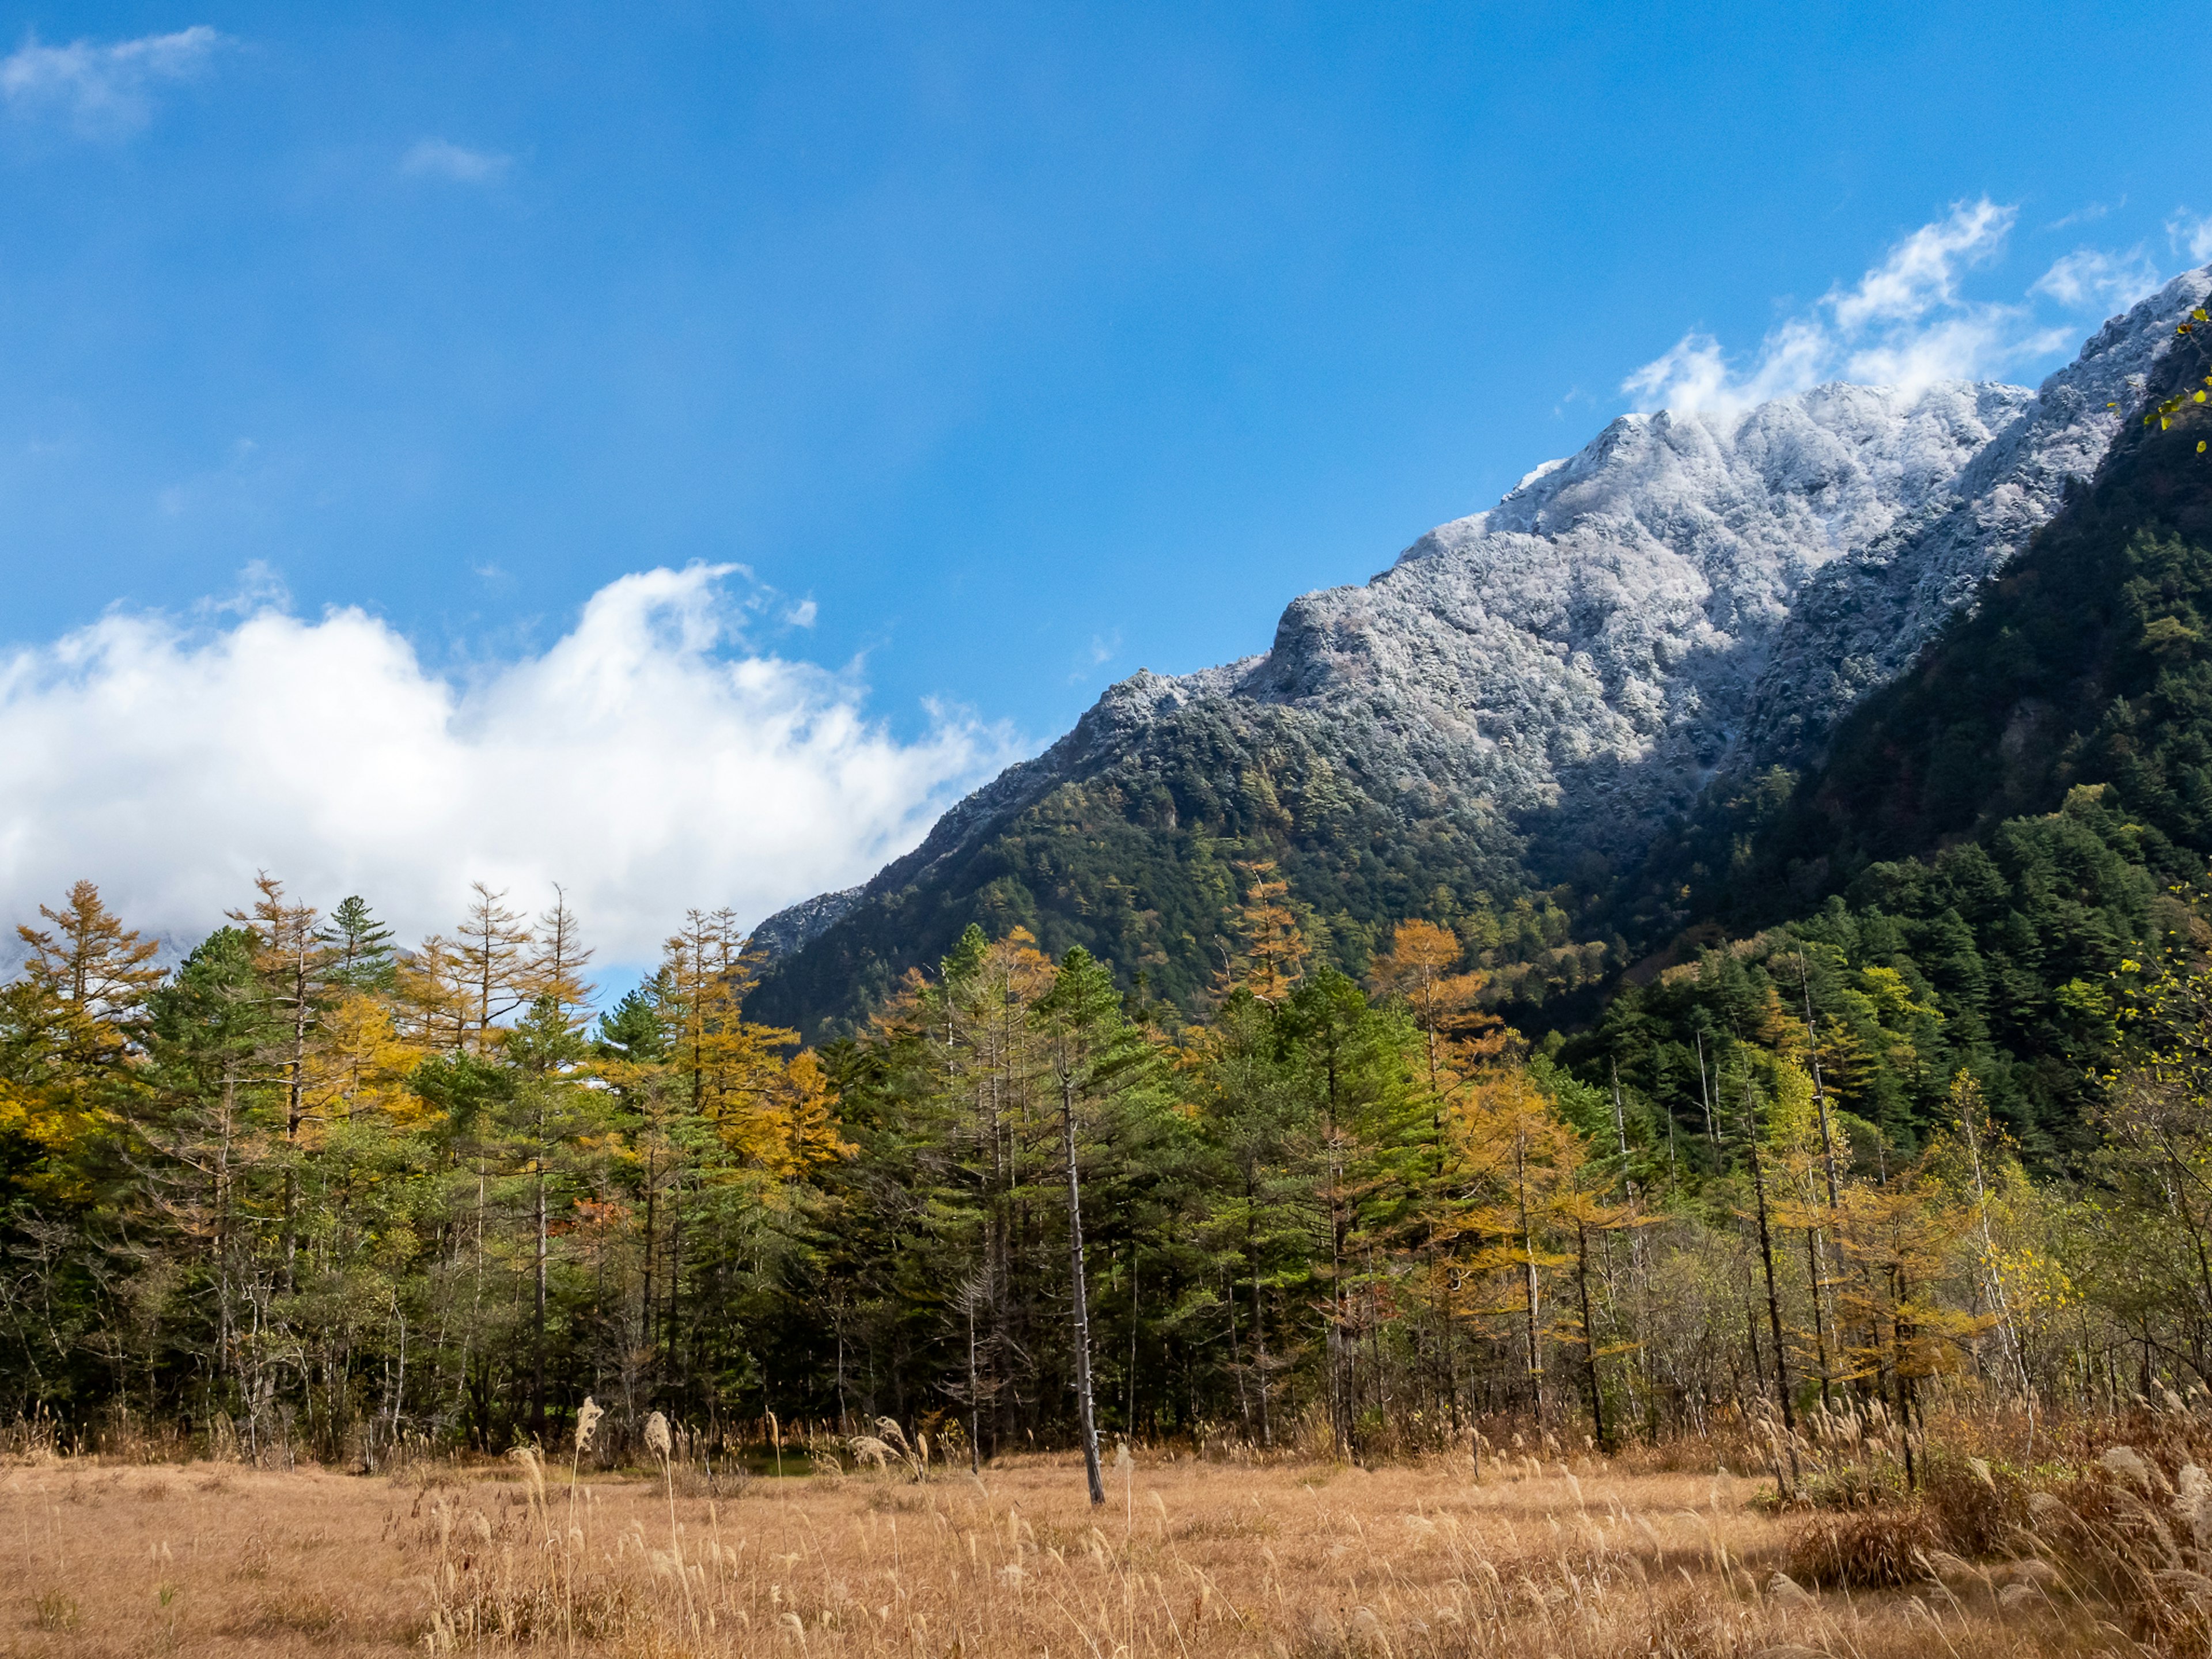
[752,267,2212,987]
[1225,267,2212,838]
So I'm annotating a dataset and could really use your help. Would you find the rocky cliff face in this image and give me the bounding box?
[751,269,2212,1013]
[1237,268,2211,854]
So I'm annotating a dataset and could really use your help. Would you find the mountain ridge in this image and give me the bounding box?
[747,268,2212,1040]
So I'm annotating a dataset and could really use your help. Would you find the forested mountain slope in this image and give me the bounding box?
[1563,308,2212,1165]
[1757,339,2212,910]
[751,272,2212,1043]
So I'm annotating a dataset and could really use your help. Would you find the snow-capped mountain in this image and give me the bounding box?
[748,268,2212,1030]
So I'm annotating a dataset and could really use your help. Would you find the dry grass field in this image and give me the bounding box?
[0,1438,2183,1658]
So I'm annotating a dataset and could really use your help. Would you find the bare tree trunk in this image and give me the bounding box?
[1696,1031,1718,1145]
[966,1293,981,1475]
[1609,1063,1649,1427]
[1327,1071,1354,1460]
[665,1168,682,1397]
[218,1068,237,1404]
[1517,1130,1543,1423]
[1252,1267,1273,1448]
[1438,1255,1460,1437]
[1800,956,1851,1411]
[282,945,310,1296]
[1740,1067,1799,1491]
[1061,1074,1105,1505]
[1577,1218,1607,1449]
[533,1131,548,1438]
[640,1134,656,1357]
[1126,1244,1139,1431]
[389,1293,407,1442]
[1226,1265,1251,1436]
[1246,1177,1272,1447]
[1804,1222,1832,1410]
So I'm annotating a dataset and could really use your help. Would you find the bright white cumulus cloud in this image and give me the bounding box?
[1624,198,2166,414]
[0,565,1015,965]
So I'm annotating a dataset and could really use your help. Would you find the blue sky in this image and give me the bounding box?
[0,1,2206,960]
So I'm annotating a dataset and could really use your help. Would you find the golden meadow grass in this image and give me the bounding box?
[10,1421,2206,1659]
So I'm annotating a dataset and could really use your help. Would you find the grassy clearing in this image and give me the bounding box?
[0,1436,2194,1657]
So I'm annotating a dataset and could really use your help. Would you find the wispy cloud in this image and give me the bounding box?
[2168,209,2212,266]
[1623,198,2147,414]
[0,565,1015,961]
[1066,630,1122,684]
[2047,199,2119,232]
[2033,246,2160,309]
[402,137,512,184]
[1827,198,2013,332]
[0,25,223,137]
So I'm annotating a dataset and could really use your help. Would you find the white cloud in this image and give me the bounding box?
[0,565,1015,964]
[0,25,222,136]
[1621,317,1827,414]
[1624,198,2158,414]
[784,599,819,628]
[1843,312,2070,391]
[2168,209,2212,266]
[2047,199,2118,232]
[402,138,512,184]
[1828,198,2012,332]
[2032,247,2160,309]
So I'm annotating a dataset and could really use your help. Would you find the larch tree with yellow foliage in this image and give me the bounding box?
[1214,861,1309,1006]
[1440,1063,1585,1425]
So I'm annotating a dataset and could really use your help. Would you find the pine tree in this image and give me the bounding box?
[139,928,283,1449]
[319,895,397,993]
[505,993,604,1437]
[1035,946,1160,1503]
[1282,969,1422,1457]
